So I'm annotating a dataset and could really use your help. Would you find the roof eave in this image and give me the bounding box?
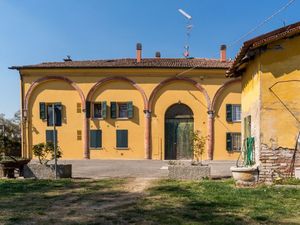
[10,66,231,70]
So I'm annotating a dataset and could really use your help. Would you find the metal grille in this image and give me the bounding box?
[232,105,241,122]
[232,133,241,151]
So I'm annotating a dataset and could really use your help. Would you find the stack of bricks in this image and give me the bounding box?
[259,145,300,183]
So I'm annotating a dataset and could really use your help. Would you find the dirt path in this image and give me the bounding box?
[123,177,157,193]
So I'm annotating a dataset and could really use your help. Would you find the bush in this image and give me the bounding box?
[191,130,207,165]
[32,142,62,165]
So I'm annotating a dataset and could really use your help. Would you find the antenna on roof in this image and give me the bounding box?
[63,55,72,62]
[178,9,193,58]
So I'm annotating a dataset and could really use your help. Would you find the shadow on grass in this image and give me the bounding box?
[0,179,300,225]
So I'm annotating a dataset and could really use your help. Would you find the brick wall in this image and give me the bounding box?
[259,144,300,183]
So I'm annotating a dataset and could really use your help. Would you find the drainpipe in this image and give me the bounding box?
[207,110,215,160]
[83,117,89,159]
[19,73,27,158]
[144,110,151,159]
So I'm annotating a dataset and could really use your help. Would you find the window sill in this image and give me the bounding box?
[90,147,103,150]
[115,117,130,120]
[115,147,129,150]
[91,117,104,120]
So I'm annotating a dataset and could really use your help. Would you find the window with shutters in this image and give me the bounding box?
[226,132,241,151]
[93,102,107,119]
[47,103,62,126]
[46,130,57,144]
[226,104,241,122]
[90,130,102,149]
[116,130,128,149]
[110,102,133,119]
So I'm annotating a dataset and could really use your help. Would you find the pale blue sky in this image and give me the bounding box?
[0,0,299,118]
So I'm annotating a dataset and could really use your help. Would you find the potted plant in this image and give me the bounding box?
[23,142,72,179]
[168,130,211,180]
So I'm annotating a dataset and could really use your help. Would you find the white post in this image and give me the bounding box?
[52,104,57,179]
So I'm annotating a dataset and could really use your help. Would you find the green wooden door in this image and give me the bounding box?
[165,118,193,160]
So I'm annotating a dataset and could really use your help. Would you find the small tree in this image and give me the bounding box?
[33,142,62,165]
[191,130,207,165]
[0,112,21,160]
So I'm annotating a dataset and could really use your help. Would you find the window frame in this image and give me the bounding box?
[232,104,241,122]
[226,104,241,123]
[226,132,241,152]
[93,102,103,119]
[111,102,133,120]
[46,103,62,127]
[117,102,129,119]
[46,130,58,145]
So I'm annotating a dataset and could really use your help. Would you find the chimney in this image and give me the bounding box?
[136,43,142,63]
[220,45,227,62]
[155,51,161,58]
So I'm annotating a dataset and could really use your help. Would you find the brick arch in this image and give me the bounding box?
[86,76,150,159]
[24,76,88,159]
[208,78,241,160]
[86,76,148,110]
[148,77,211,111]
[211,78,241,111]
[24,76,86,112]
[148,77,212,160]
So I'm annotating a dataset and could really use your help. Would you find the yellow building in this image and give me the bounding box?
[11,44,241,161]
[227,21,300,182]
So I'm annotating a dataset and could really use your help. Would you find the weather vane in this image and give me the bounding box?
[178,9,193,58]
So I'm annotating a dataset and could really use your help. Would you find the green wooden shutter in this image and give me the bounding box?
[101,101,107,119]
[86,101,91,118]
[98,130,102,148]
[111,102,117,118]
[226,133,232,151]
[226,104,233,122]
[46,130,57,144]
[127,101,133,118]
[39,102,46,120]
[90,130,102,148]
[116,130,128,148]
[54,103,62,126]
[90,130,96,148]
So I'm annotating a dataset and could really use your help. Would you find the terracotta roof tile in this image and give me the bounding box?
[227,21,300,77]
[10,58,232,70]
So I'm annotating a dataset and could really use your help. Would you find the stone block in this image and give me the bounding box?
[24,164,72,179]
[168,165,210,180]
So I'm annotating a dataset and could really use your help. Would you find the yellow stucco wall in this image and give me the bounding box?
[21,68,241,160]
[260,36,300,149]
[241,58,261,161]
[241,35,300,157]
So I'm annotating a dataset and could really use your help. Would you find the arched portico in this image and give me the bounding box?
[24,76,87,158]
[208,78,241,160]
[86,76,149,159]
[149,77,212,160]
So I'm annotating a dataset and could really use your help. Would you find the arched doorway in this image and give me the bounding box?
[165,103,194,160]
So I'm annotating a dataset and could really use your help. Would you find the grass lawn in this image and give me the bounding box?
[0,178,300,225]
